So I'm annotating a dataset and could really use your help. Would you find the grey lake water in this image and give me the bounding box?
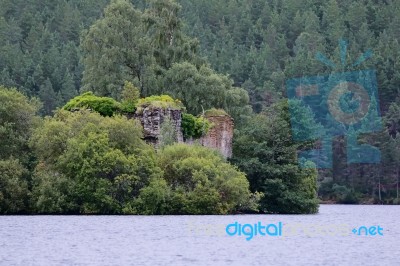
[0,205,399,266]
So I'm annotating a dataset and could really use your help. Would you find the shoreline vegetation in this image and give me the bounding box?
[1,0,400,215]
[0,86,318,215]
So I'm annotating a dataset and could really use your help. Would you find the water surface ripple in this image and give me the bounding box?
[0,205,399,265]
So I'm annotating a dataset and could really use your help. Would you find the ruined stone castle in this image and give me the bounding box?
[134,106,234,158]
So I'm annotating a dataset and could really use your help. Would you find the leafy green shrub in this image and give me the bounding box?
[30,110,160,214]
[136,95,184,112]
[181,113,211,139]
[204,108,228,117]
[0,159,30,214]
[159,117,177,148]
[120,101,136,113]
[31,163,77,214]
[0,86,40,164]
[231,101,319,214]
[135,143,260,215]
[63,92,121,117]
[319,180,360,204]
[120,81,140,113]
[318,179,334,198]
[332,184,359,204]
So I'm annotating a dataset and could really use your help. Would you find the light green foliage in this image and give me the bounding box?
[159,117,177,148]
[136,94,184,112]
[232,101,319,214]
[204,108,228,117]
[63,92,121,117]
[181,113,210,140]
[29,111,257,214]
[30,110,160,214]
[134,178,172,215]
[136,144,258,214]
[31,110,150,160]
[121,81,140,113]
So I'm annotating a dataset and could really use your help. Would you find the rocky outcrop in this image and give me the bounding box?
[134,107,183,145]
[197,115,234,158]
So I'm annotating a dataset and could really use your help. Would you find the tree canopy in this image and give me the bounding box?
[1,0,400,210]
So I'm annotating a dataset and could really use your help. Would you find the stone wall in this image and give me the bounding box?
[197,115,234,158]
[134,106,183,145]
[133,107,234,158]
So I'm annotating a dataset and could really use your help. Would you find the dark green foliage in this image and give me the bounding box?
[163,62,247,115]
[81,0,146,98]
[385,102,400,138]
[232,101,319,214]
[0,0,104,111]
[0,159,30,214]
[0,86,41,213]
[1,0,400,210]
[181,113,210,139]
[63,92,121,117]
[79,0,251,122]
[319,180,360,204]
[2,0,397,115]
[178,0,400,113]
[0,86,40,166]
[31,163,78,213]
[38,79,57,116]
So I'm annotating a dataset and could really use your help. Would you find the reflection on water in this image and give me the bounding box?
[0,205,399,266]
